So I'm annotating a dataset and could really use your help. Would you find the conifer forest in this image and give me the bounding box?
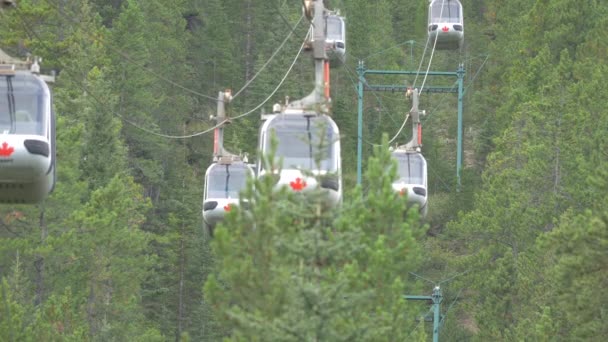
[0,0,607,340]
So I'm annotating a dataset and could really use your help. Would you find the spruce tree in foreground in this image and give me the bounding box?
[205,135,426,340]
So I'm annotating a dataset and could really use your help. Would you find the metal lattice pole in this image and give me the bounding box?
[404,286,443,342]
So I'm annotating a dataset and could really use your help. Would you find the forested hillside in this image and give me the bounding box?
[0,0,606,340]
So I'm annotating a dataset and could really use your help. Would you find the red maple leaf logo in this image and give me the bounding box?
[0,142,14,157]
[223,204,232,212]
[290,178,307,191]
[442,26,449,32]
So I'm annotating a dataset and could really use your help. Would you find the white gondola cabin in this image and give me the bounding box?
[428,0,464,50]
[258,112,342,206]
[202,160,254,235]
[308,13,346,67]
[325,14,346,66]
[391,150,428,216]
[0,60,55,204]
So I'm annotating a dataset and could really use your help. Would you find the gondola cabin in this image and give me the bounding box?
[428,0,464,50]
[258,112,342,206]
[0,61,55,204]
[391,150,428,216]
[308,13,346,67]
[202,159,254,235]
[325,14,346,66]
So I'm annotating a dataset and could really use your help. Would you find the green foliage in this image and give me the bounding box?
[79,67,127,192]
[57,175,154,338]
[205,135,424,340]
[0,278,27,341]
[0,0,606,339]
[432,1,608,340]
[535,165,608,339]
[24,288,89,341]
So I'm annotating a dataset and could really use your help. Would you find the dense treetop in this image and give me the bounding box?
[0,0,606,340]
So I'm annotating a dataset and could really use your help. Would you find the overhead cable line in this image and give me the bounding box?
[274,4,303,37]
[418,0,445,94]
[40,0,216,102]
[231,14,304,99]
[227,32,308,122]
[383,0,443,147]
[342,62,401,126]
[422,53,489,128]
[352,33,436,147]
[463,54,489,95]
[338,65,385,147]
[341,54,447,147]
[387,113,410,145]
[439,287,464,337]
[362,39,424,62]
[406,307,435,340]
[411,38,431,89]
[334,77,452,192]
[15,3,310,139]
[70,28,309,139]
[43,0,303,105]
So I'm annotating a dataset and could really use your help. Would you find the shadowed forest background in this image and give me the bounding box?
[0,0,606,340]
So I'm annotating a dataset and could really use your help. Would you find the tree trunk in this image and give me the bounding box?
[176,232,185,341]
[244,0,254,86]
[87,284,97,337]
[176,126,187,341]
[34,208,47,306]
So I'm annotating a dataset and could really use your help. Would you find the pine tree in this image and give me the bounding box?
[24,288,89,341]
[58,175,154,339]
[79,67,127,192]
[0,278,27,341]
[528,158,608,340]
[205,135,424,340]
